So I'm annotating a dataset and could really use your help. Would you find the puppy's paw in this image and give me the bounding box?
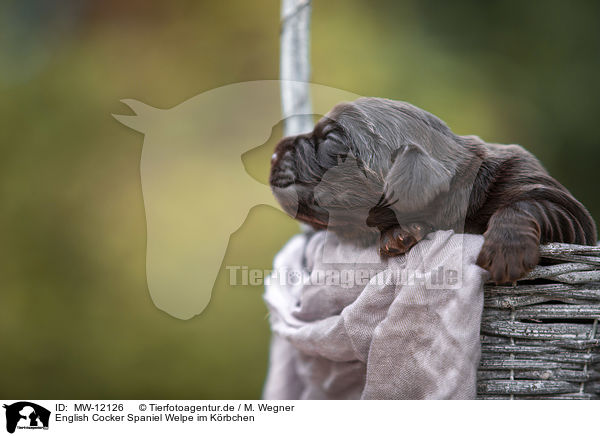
[476,228,540,284]
[379,223,431,258]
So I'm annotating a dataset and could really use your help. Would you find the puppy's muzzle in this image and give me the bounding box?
[270,136,299,188]
[270,150,296,188]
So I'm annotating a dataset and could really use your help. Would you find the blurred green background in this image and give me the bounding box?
[1,0,598,398]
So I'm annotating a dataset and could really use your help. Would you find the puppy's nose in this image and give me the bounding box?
[270,150,296,188]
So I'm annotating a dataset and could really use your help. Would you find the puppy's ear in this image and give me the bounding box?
[383,143,452,212]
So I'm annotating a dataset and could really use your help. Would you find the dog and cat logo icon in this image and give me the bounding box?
[3,402,50,433]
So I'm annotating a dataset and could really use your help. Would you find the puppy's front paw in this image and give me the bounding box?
[476,228,540,284]
[379,223,431,257]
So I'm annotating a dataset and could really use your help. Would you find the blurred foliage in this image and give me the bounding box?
[0,0,598,398]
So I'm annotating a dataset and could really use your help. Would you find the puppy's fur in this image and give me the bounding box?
[270,98,597,283]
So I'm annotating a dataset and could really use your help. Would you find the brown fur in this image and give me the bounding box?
[270,98,597,283]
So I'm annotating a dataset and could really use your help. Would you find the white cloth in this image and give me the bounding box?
[263,230,488,399]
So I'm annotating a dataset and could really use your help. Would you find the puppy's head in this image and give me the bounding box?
[270,98,477,241]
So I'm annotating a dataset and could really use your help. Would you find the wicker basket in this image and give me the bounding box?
[478,243,600,399]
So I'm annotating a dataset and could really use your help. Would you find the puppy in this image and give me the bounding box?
[270,98,597,283]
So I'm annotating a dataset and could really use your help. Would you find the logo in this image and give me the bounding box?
[3,402,50,433]
[112,81,361,320]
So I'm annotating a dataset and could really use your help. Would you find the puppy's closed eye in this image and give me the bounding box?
[384,143,452,212]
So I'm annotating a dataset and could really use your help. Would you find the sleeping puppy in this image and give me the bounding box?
[269,98,597,283]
